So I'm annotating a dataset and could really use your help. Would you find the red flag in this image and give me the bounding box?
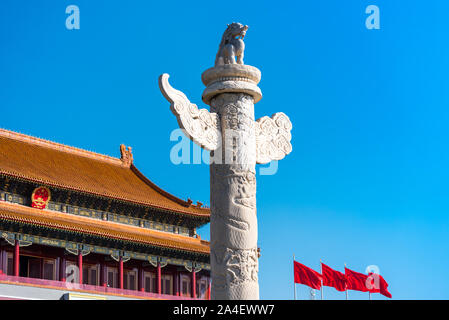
[206,279,211,300]
[294,261,322,290]
[366,273,392,298]
[321,263,347,292]
[345,267,370,292]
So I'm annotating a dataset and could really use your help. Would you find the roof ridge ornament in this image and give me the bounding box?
[195,201,203,208]
[120,144,133,167]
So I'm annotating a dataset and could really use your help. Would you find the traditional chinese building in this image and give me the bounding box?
[0,128,210,300]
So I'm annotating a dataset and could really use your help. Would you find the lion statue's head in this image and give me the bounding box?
[222,22,249,42]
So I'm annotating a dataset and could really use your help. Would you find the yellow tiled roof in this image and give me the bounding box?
[0,201,210,254]
[0,128,209,218]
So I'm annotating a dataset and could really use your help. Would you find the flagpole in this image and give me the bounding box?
[320,259,323,300]
[293,254,297,300]
[344,262,348,300]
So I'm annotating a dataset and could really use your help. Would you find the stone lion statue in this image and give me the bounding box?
[215,23,249,66]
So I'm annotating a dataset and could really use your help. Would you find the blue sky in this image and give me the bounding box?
[1,0,449,299]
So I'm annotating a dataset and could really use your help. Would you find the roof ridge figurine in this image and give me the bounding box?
[120,144,133,167]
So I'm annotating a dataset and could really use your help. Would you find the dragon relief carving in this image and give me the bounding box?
[210,94,257,172]
[211,166,256,232]
[233,175,257,210]
[222,167,257,211]
[212,246,259,288]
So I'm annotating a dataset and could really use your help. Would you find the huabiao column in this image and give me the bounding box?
[159,22,293,300]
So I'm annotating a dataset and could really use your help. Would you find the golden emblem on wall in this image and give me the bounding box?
[31,186,51,209]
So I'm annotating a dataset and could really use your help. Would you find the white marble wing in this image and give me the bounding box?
[159,74,220,151]
[255,112,293,164]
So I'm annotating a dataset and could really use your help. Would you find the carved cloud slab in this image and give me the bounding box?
[159,73,221,151]
[255,112,293,164]
[159,74,292,163]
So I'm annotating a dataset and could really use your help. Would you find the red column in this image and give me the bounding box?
[174,270,179,296]
[77,252,83,284]
[2,248,7,276]
[55,257,60,281]
[13,240,19,277]
[100,261,107,287]
[207,277,211,300]
[157,262,161,295]
[138,267,144,292]
[191,270,196,299]
[40,258,44,279]
[60,257,66,282]
[119,257,124,290]
[0,247,3,275]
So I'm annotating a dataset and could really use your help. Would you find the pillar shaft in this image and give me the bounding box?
[210,92,259,300]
